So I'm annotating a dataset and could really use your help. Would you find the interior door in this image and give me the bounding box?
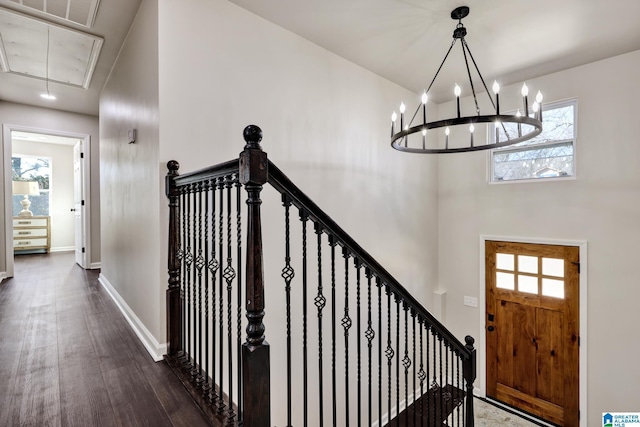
[486,241,579,426]
[73,141,85,267]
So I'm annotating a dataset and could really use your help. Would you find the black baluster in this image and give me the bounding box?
[403,303,410,427]
[202,179,211,395]
[180,186,188,362]
[329,235,337,427]
[432,330,437,427]
[281,194,294,427]
[300,209,309,427]
[217,176,225,413]
[235,178,243,423]
[385,285,393,424]
[364,268,374,427]
[411,309,416,427]
[195,182,205,386]
[190,183,200,381]
[445,341,449,426]
[439,335,444,426]
[354,259,361,427]
[314,222,326,427]
[342,247,352,426]
[185,184,194,371]
[377,278,382,426]
[418,318,425,427]
[457,351,461,427]
[208,179,219,404]
[395,295,400,424]
[225,176,237,422]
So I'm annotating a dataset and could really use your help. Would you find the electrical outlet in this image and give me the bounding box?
[464,296,478,307]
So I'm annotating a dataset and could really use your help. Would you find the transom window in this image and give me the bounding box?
[490,99,577,182]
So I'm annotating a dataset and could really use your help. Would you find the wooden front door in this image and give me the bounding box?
[486,241,579,426]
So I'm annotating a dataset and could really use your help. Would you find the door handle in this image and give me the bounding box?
[70,208,76,212]
[487,326,495,332]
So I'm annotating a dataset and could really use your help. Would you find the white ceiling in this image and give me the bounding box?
[230,0,640,103]
[1,0,640,116]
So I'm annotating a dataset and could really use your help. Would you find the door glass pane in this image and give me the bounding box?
[542,258,564,277]
[518,255,538,274]
[542,278,565,299]
[518,275,538,294]
[496,253,514,271]
[496,272,514,290]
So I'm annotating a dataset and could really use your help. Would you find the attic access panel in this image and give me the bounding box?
[0,7,103,89]
[5,0,101,28]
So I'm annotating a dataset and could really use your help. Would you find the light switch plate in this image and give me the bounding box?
[464,296,478,307]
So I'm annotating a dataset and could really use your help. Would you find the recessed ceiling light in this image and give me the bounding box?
[40,93,57,100]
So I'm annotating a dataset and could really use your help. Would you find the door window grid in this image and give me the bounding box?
[495,253,565,299]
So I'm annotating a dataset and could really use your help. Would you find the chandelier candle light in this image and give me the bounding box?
[390,6,543,154]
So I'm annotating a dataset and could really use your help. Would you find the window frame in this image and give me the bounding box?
[11,153,52,216]
[488,98,578,184]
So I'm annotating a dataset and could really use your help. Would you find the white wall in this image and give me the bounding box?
[12,139,75,250]
[157,0,438,304]
[0,101,101,270]
[437,50,640,423]
[99,0,161,344]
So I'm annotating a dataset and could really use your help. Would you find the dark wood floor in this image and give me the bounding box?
[0,252,211,427]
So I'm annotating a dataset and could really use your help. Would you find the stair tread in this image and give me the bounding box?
[386,384,466,427]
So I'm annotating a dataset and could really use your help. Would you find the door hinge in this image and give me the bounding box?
[81,200,85,206]
[82,247,85,253]
[80,152,84,159]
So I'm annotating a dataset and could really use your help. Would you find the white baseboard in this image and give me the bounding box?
[89,262,101,269]
[98,273,167,361]
[50,246,75,253]
[0,271,8,282]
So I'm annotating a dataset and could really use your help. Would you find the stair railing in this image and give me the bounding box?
[165,125,476,427]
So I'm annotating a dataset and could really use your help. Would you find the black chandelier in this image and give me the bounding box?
[390,6,543,154]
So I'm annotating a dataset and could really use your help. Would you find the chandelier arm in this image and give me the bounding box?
[462,39,512,140]
[460,39,480,115]
[426,39,457,95]
[462,39,495,112]
[408,39,458,128]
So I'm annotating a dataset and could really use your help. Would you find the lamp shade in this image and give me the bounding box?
[12,181,40,196]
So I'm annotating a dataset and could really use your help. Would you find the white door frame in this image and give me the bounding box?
[2,124,92,276]
[478,235,588,427]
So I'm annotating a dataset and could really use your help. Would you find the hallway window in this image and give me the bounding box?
[12,155,51,216]
[490,99,577,182]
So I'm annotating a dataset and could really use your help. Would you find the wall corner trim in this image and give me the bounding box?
[98,273,167,361]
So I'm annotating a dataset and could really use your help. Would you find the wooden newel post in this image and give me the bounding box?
[463,335,477,427]
[240,125,270,426]
[166,160,183,358]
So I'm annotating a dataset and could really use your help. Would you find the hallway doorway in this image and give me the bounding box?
[3,125,93,277]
